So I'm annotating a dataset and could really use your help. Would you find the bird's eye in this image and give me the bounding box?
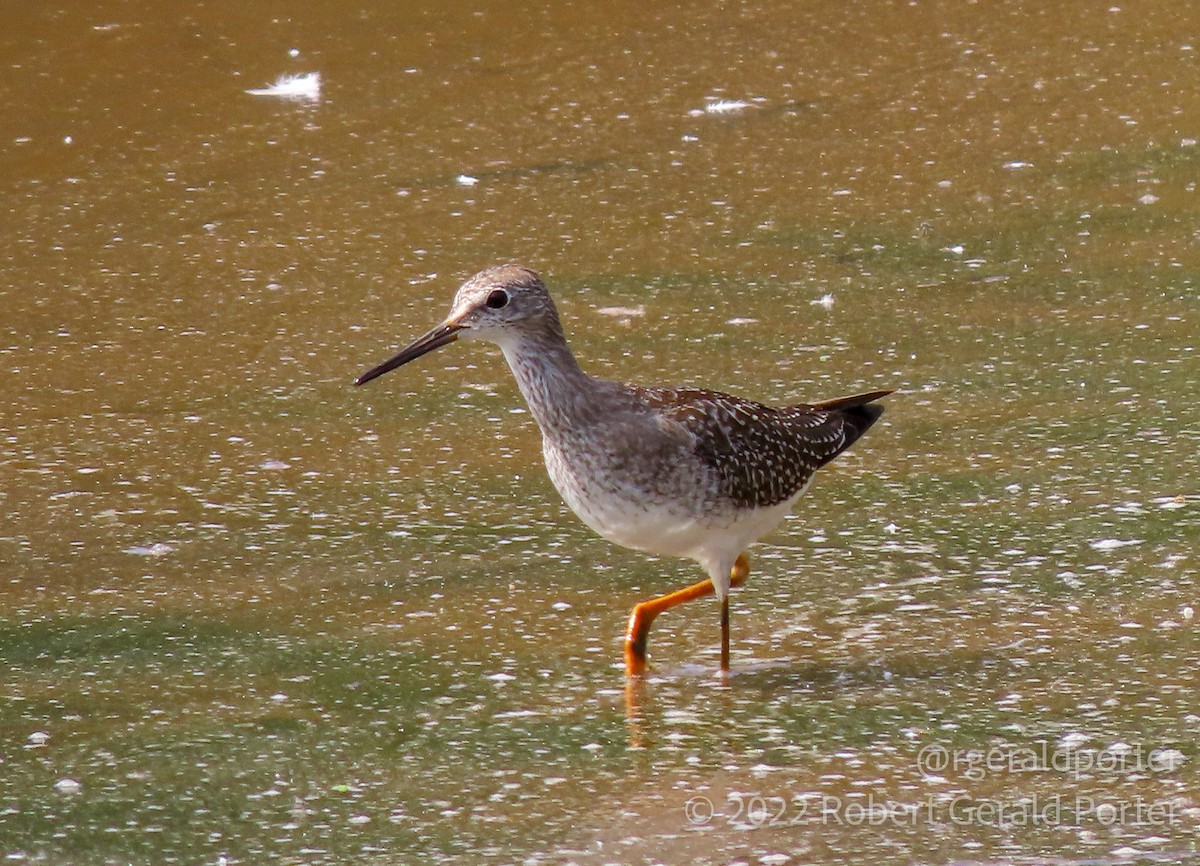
[485,289,510,309]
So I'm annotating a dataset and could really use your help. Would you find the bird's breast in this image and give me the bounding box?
[539,427,730,559]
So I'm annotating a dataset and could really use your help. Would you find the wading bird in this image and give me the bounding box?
[355,264,890,676]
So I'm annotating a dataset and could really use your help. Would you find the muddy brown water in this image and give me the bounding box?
[2,2,1197,863]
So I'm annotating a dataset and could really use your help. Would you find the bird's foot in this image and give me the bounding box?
[624,604,658,677]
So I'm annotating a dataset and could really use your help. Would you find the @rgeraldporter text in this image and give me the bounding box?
[915,741,1186,781]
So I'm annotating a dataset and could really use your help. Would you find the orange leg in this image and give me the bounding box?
[624,553,750,676]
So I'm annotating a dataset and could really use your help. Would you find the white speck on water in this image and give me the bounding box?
[493,709,541,719]
[487,672,515,684]
[699,98,752,115]
[662,709,703,725]
[28,731,50,746]
[581,742,603,752]
[1090,538,1142,551]
[123,542,175,557]
[54,778,81,794]
[77,466,101,474]
[883,522,899,534]
[1111,847,1141,858]
[596,305,645,318]
[1182,606,1195,620]
[810,294,835,309]
[348,815,371,825]
[1138,192,1159,205]
[1059,731,1090,749]
[551,601,571,611]
[1058,571,1084,589]
[455,174,479,186]
[270,693,288,703]
[1149,748,1186,771]
[1003,160,1032,169]
[260,459,290,470]
[727,316,758,325]
[1153,494,1187,510]
[246,72,321,101]
[288,47,300,58]
[946,244,965,255]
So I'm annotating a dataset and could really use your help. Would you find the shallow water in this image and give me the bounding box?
[2,1,1198,864]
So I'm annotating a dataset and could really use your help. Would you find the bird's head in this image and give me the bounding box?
[354,263,559,386]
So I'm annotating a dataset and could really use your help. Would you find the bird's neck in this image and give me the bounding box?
[498,329,602,438]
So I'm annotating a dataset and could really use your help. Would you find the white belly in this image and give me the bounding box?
[543,439,807,566]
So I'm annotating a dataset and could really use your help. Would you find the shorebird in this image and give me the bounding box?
[355,264,891,676]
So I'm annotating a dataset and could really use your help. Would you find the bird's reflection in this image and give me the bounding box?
[623,665,735,749]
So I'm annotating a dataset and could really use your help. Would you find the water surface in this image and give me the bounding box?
[2,1,1198,863]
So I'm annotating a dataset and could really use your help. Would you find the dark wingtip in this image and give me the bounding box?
[839,401,885,442]
[811,388,893,467]
[810,388,894,412]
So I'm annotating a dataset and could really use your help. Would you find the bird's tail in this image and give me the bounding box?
[810,389,894,466]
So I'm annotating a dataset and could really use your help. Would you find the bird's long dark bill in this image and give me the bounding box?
[354,322,464,386]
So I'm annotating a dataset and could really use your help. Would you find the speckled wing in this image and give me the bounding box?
[640,387,888,509]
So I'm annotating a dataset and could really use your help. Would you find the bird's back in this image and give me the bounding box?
[640,386,892,510]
